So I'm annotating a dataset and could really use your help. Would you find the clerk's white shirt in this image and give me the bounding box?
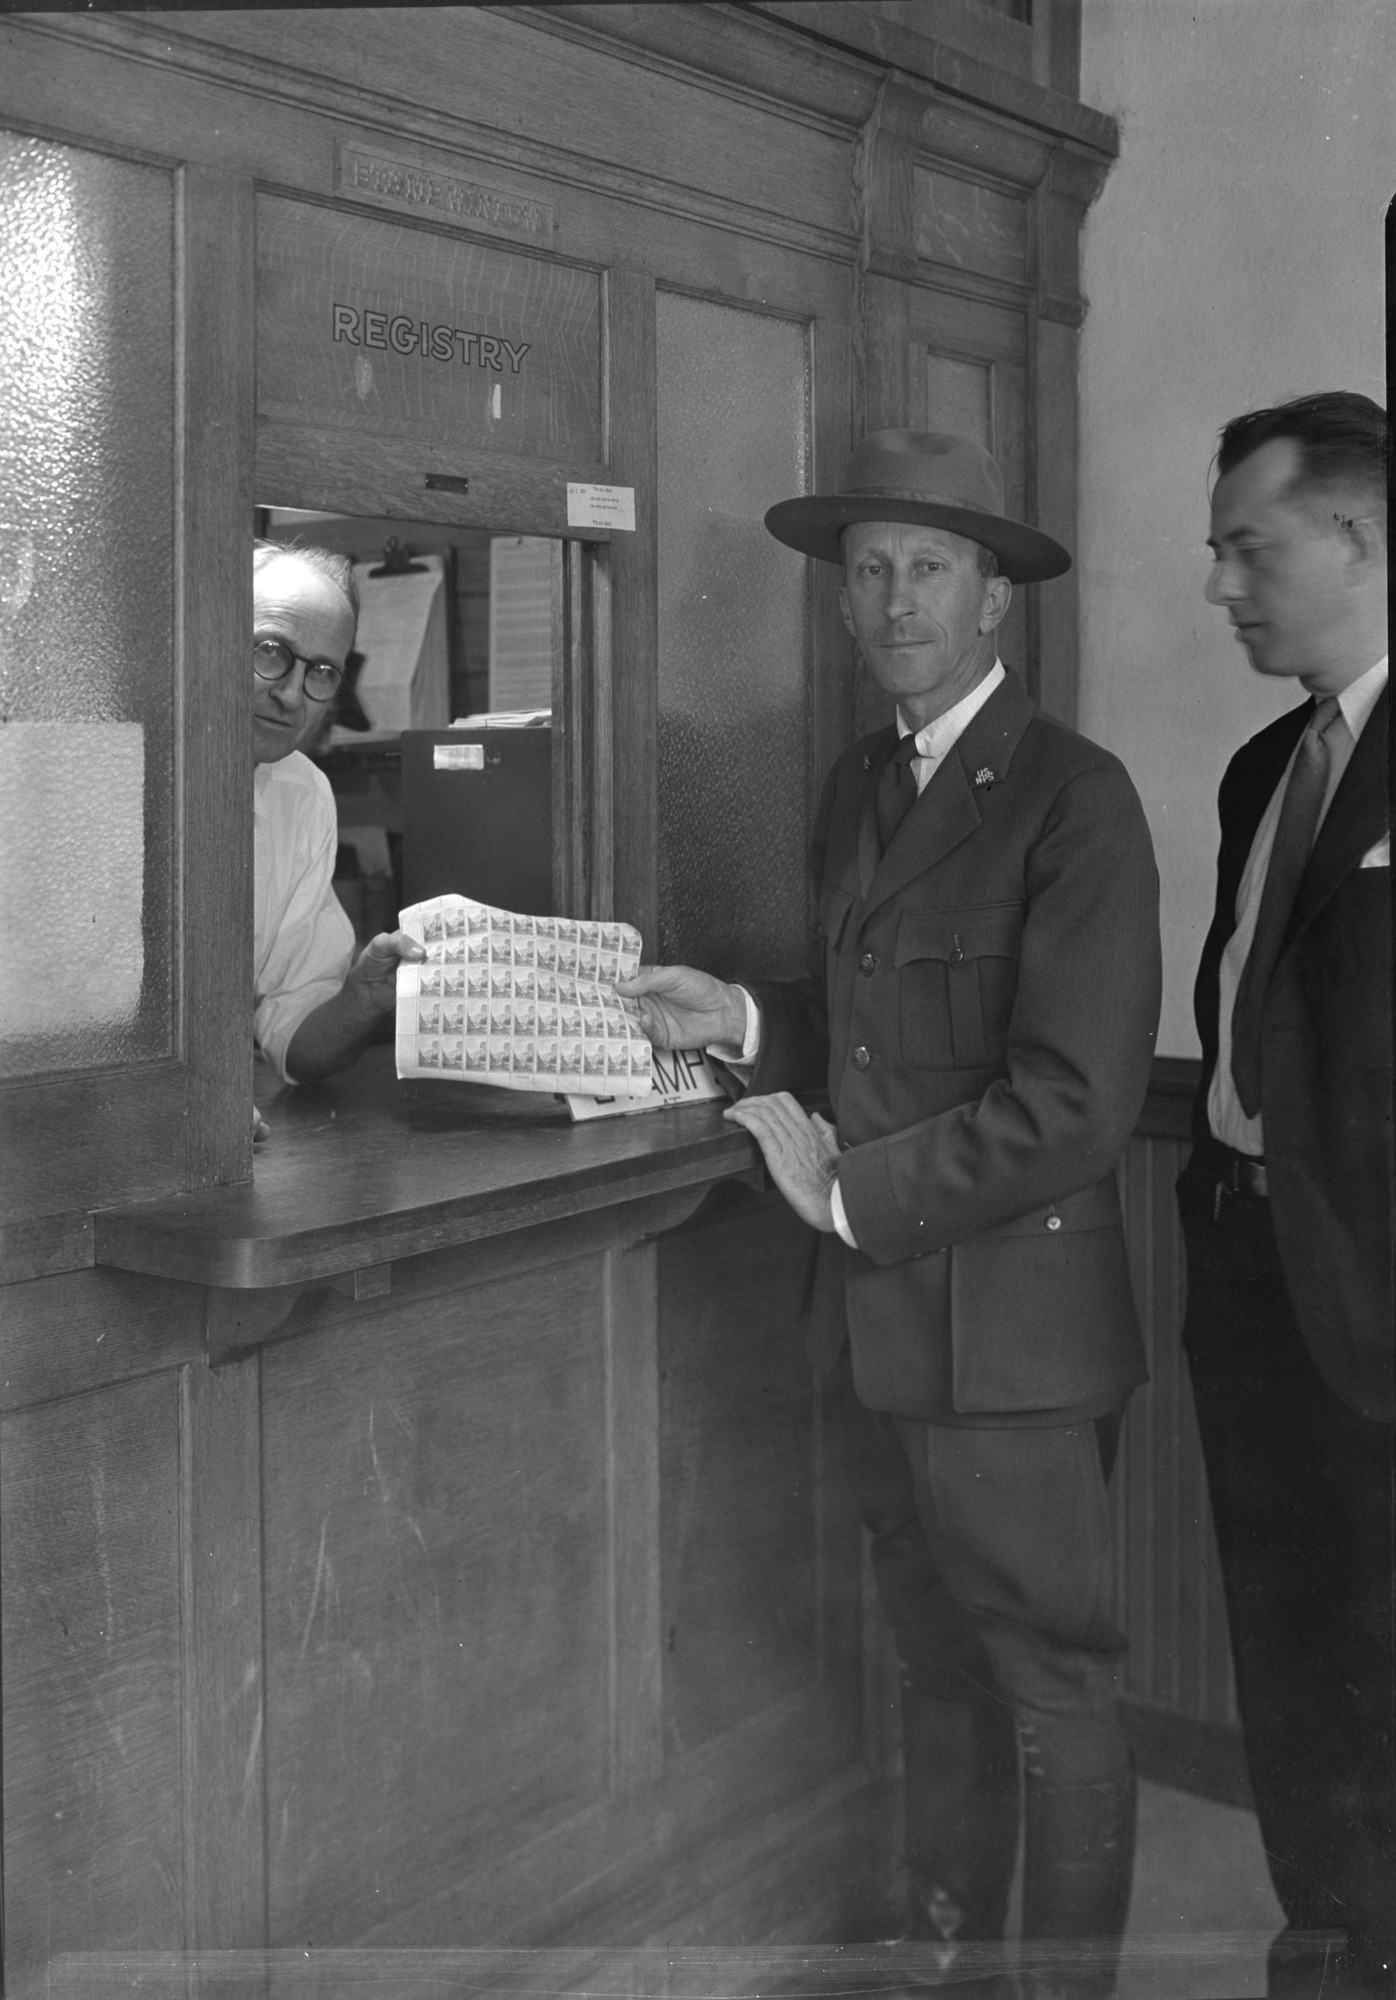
[716,662,1008,1249]
[1208,656,1388,1158]
[254,753,356,1081]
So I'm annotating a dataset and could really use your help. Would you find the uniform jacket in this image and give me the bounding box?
[1180,687,1393,1422]
[747,669,1162,1421]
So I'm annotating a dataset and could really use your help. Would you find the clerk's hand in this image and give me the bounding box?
[285,930,429,1084]
[723,1092,841,1234]
[343,930,427,1022]
[614,963,747,1051]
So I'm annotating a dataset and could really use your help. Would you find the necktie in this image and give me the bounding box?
[1230,695,1343,1117]
[875,733,923,853]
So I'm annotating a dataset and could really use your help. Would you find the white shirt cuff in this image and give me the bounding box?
[706,985,762,1067]
[830,1176,858,1249]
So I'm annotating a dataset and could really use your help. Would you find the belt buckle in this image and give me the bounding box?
[1214,1154,1267,1214]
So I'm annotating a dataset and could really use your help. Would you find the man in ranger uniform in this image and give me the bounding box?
[621,431,1161,1995]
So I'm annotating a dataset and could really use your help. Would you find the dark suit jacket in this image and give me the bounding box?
[1181,686,1393,1422]
[747,670,1162,1422]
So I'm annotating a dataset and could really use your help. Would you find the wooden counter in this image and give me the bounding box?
[2,1053,882,1990]
[95,1047,762,1289]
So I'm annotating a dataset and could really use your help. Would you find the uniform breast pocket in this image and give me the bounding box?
[895,904,1024,1070]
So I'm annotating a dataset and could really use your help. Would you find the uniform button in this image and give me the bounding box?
[859,952,877,976]
[852,1045,871,1070]
[1046,1213,1062,1231]
[950,945,965,965]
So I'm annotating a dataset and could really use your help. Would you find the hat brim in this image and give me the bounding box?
[763,495,1071,584]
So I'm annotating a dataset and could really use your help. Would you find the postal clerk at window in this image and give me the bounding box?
[252,541,423,1086]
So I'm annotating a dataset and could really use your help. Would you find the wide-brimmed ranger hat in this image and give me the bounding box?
[764,429,1071,584]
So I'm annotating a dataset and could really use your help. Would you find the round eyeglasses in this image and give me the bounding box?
[253,636,345,703]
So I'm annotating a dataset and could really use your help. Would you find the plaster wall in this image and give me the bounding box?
[1077,0,1391,1055]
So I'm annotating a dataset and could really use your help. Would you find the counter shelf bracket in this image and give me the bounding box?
[204,1281,305,1367]
[330,1262,393,1302]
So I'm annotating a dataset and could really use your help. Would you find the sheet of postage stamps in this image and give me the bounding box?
[395,895,655,1098]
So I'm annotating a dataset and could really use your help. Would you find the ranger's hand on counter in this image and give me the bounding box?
[724,1093,840,1234]
[284,930,426,1083]
[614,964,748,1052]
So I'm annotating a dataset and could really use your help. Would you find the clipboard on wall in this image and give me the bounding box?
[336,550,451,740]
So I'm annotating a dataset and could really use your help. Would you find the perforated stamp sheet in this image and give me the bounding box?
[394,895,653,1097]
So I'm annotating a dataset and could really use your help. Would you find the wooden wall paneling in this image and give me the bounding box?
[0,18,859,324]
[1,1374,186,1989]
[656,1191,853,1763]
[748,1,1117,155]
[602,266,658,946]
[1034,0,1084,99]
[906,287,1032,697]
[602,1242,663,1794]
[912,163,1029,287]
[259,1265,612,1945]
[0,1213,95,1288]
[541,1,881,131]
[180,164,258,1194]
[256,195,603,463]
[179,1351,267,1950]
[1,8,862,263]
[860,272,913,437]
[776,0,1037,82]
[1035,147,1111,331]
[1114,1130,1247,1804]
[578,542,613,925]
[255,423,607,544]
[146,9,857,244]
[1029,147,1108,726]
[852,80,922,433]
[551,537,591,920]
[350,1680,871,1949]
[0,1268,205,1417]
[808,314,855,843]
[1031,313,1080,724]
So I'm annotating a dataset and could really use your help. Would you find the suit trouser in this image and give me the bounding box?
[1181,1182,1396,1980]
[835,1352,1133,1952]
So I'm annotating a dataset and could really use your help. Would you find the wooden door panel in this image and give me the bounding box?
[260,1267,612,1942]
[658,1191,861,1767]
[0,1375,185,1987]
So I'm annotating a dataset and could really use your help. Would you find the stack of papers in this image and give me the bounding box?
[451,710,551,728]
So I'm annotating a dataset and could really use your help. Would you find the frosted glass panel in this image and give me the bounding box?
[656,296,810,979]
[0,132,175,1077]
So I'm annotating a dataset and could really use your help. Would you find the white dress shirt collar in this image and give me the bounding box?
[896,660,1006,761]
[1334,655,1387,740]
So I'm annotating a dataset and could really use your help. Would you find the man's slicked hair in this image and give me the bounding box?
[1216,392,1388,517]
[253,538,360,623]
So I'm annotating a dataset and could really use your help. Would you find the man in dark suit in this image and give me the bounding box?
[621,431,1161,1995]
[1177,392,1392,1999]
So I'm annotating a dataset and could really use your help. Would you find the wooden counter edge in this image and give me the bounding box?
[90,1123,762,1292]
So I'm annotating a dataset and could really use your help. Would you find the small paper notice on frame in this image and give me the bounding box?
[566,482,636,531]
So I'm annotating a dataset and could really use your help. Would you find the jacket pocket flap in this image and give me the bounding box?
[894,904,1023,967]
